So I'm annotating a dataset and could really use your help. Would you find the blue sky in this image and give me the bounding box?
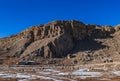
[0,0,120,38]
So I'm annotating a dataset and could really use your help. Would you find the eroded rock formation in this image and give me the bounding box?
[0,20,120,65]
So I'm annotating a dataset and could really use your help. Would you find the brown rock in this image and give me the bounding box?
[0,20,119,65]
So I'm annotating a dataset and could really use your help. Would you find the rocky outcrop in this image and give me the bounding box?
[0,20,119,65]
[20,20,95,59]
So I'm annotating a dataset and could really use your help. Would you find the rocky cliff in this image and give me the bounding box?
[0,20,120,65]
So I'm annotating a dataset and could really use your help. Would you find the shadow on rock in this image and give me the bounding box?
[71,38,107,54]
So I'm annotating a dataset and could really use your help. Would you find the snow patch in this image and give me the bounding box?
[111,71,120,76]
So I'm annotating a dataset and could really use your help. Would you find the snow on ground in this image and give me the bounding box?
[0,71,64,81]
[72,69,102,79]
[111,71,120,76]
[0,67,120,81]
[97,78,111,80]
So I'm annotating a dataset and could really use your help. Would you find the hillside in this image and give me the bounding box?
[0,20,120,65]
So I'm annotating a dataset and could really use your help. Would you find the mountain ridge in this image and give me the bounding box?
[0,20,120,65]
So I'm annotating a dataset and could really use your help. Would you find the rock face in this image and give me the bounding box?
[0,20,120,65]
